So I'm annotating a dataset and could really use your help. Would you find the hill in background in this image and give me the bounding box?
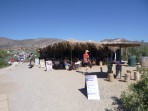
[0,37,147,49]
[0,37,64,49]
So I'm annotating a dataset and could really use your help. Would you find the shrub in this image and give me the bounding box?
[120,72,148,111]
[0,49,10,68]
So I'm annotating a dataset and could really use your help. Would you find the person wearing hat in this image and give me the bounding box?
[83,50,92,73]
[83,50,89,63]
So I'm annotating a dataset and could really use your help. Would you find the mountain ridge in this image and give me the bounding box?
[0,37,147,49]
[0,37,65,48]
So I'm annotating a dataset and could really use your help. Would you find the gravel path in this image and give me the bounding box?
[0,63,136,111]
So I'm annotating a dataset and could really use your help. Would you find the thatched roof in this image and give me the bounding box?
[101,38,141,47]
[39,38,141,54]
[41,40,104,51]
[100,38,141,52]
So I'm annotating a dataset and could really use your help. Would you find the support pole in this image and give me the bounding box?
[120,45,122,79]
[71,49,72,64]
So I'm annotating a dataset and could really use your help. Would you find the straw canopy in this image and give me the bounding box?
[38,40,104,60]
[39,39,141,52]
[42,40,103,51]
[38,38,141,63]
[101,39,141,47]
[100,39,141,52]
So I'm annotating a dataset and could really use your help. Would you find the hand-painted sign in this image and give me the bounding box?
[46,61,53,71]
[40,59,45,68]
[85,75,100,100]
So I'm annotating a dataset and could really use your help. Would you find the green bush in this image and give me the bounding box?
[0,49,10,68]
[120,73,148,111]
[128,43,148,63]
[0,58,8,68]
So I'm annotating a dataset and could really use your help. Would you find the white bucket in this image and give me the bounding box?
[140,56,148,67]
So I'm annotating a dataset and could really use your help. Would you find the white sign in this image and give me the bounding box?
[85,75,100,100]
[40,59,45,68]
[46,61,53,71]
[35,59,39,65]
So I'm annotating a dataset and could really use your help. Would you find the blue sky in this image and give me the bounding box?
[0,0,148,42]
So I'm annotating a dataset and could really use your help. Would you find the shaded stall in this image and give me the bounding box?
[39,40,104,69]
[101,39,141,78]
[41,40,103,59]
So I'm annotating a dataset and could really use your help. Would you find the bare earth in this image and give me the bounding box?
[0,63,136,111]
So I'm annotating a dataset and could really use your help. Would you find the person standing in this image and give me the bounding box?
[63,57,70,70]
[83,50,92,73]
[29,53,34,68]
[83,50,90,65]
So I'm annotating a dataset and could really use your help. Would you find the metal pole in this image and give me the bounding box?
[120,45,122,79]
[114,52,116,61]
[71,49,72,64]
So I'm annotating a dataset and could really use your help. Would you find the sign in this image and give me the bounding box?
[46,61,53,71]
[40,59,45,68]
[85,75,100,100]
[35,59,39,65]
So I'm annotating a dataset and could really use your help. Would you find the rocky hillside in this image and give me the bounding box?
[0,37,64,48]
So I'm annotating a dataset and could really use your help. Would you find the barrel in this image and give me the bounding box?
[140,56,148,67]
[108,73,114,82]
[124,73,130,82]
[134,71,140,81]
[128,55,136,67]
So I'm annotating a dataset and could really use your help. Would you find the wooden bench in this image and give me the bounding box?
[0,94,9,111]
